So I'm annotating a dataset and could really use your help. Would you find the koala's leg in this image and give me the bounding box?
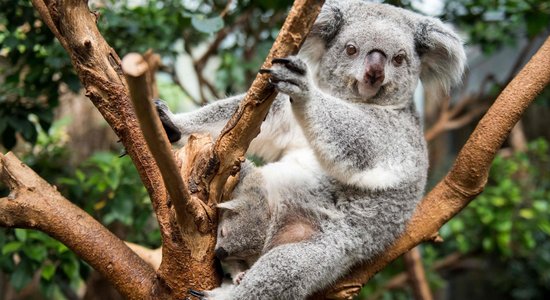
[230,228,360,299]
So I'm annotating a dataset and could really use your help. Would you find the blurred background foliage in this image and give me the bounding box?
[0,0,549,299]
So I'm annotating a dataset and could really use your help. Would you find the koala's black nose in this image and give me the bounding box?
[364,50,386,86]
[215,247,229,260]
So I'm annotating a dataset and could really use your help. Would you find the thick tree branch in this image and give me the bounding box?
[122,53,213,234]
[29,0,219,297]
[0,153,155,300]
[27,0,326,298]
[323,36,550,299]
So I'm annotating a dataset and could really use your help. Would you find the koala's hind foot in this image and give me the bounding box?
[154,99,182,143]
[259,57,311,101]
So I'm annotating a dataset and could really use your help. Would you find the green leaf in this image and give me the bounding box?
[23,245,48,262]
[56,243,69,254]
[2,241,23,255]
[495,220,512,232]
[482,237,493,251]
[519,208,535,220]
[533,200,548,213]
[14,229,27,242]
[191,15,224,33]
[497,232,511,253]
[10,262,33,291]
[490,196,506,207]
[62,259,80,281]
[41,263,56,281]
[539,220,550,235]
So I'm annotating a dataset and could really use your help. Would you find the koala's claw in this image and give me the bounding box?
[188,289,207,299]
[258,68,272,75]
[261,57,310,100]
[154,99,183,143]
[272,57,306,75]
[271,57,291,64]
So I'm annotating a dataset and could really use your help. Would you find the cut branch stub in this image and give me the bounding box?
[122,53,214,235]
[122,53,220,295]
[322,36,550,299]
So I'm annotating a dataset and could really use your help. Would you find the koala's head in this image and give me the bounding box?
[214,196,270,262]
[300,0,466,106]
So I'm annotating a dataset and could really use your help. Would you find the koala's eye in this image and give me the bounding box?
[345,44,358,56]
[392,54,406,66]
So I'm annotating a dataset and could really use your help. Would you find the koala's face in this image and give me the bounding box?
[302,0,466,106]
[318,20,421,106]
[215,198,269,262]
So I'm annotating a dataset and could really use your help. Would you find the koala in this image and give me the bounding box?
[213,161,270,284]
[158,1,466,299]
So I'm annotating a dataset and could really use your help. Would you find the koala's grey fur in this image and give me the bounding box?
[158,1,466,299]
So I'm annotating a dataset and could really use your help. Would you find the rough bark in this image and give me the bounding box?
[29,0,218,297]
[19,0,324,298]
[321,36,550,299]
[0,153,155,299]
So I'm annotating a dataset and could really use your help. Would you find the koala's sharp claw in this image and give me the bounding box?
[259,68,272,74]
[188,289,205,298]
[272,58,291,65]
[272,57,306,76]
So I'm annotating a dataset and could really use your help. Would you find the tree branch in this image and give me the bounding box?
[403,247,433,300]
[29,0,219,297]
[322,36,550,299]
[0,153,155,300]
[122,53,214,235]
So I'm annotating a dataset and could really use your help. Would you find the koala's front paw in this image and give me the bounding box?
[154,99,182,143]
[259,57,311,102]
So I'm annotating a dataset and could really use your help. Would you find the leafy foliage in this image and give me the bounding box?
[59,151,159,247]
[434,139,550,298]
[0,1,79,149]
[443,0,550,54]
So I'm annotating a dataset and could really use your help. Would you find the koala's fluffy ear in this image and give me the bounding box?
[414,17,466,96]
[299,3,344,63]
